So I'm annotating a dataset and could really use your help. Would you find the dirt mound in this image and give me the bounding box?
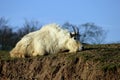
[0,44,120,80]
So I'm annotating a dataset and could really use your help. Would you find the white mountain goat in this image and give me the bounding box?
[10,23,83,58]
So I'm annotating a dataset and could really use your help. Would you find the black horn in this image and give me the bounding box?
[71,25,80,40]
[72,26,79,35]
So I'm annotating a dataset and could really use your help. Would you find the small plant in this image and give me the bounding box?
[101,63,117,72]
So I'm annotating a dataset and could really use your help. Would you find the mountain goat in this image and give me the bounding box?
[10,23,83,58]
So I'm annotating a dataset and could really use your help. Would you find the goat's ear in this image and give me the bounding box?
[70,32,75,38]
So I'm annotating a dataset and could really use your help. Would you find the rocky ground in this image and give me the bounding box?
[0,44,120,80]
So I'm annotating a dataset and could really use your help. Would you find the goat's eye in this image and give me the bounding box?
[74,37,76,40]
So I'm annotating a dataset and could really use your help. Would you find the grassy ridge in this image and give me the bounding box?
[0,44,120,72]
[81,44,120,72]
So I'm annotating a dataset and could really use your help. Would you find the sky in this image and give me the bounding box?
[0,0,120,43]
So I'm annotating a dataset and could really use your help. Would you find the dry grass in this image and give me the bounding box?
[0,44,120,72]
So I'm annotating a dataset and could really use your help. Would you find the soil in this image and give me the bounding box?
[0,44,120,80]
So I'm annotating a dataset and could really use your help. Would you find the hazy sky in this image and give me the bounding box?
[0,0,120,43]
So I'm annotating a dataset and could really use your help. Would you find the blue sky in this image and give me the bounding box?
[0,0,120,43]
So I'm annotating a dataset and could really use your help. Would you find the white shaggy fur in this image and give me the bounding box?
[10,23,83,58]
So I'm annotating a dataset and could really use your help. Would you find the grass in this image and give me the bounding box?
[80,44,120,72]
[0,44,120,72]
[0,50,11,60]
[101,63,118,72]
